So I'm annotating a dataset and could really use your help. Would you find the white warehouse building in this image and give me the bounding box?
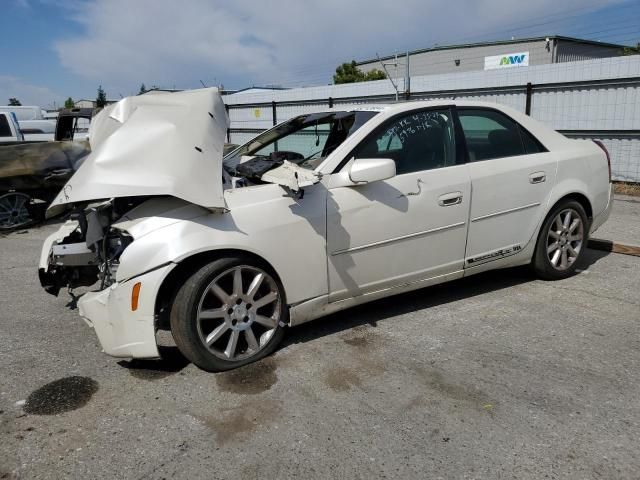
[356,36,625,78]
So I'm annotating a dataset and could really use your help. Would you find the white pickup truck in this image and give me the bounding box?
[0,111,25,144]
[0,106,56,141]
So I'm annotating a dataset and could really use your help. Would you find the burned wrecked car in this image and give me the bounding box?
[0,108,93,229]
[55,107,94,141]
[38,87,612,372]
[0,140,90,229]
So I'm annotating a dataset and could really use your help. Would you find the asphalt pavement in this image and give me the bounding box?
[1,196,639,479]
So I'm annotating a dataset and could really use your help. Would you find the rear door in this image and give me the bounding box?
[457,107,557,267]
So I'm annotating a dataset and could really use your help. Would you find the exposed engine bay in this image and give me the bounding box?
[39,197,146,296]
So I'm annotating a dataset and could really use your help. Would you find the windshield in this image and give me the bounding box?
[223,110,378,175]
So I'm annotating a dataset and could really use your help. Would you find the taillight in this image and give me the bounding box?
[593,140,611,182]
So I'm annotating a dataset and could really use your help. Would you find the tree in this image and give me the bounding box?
[623,43,640,55]
[96,85,107,108]
[64,97,75,109]
[138,83,147,95]
[8,98,21,106]
[364,69,387,81]
[333,60,386,84]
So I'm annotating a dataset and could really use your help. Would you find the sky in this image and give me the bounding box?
[1,0,639,108]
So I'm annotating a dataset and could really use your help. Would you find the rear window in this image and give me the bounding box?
[458,109,524,161]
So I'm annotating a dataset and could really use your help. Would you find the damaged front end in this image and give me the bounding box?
[39,87,230,296]
[36,88,233,359]
[39,198,141,296]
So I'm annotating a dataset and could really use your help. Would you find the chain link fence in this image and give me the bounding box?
[225,56,640,182]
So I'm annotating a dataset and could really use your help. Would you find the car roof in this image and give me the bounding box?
[351,99,516,114]
[302,100,509,116]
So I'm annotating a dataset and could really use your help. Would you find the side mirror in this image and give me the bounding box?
[348,158,396,184]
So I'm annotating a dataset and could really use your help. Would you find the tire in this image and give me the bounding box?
[170,255,287,372]
[532,200,589,280]
[0,192,33,231]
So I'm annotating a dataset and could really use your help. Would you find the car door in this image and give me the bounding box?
[457,108,557,268]
[326,108,471,302]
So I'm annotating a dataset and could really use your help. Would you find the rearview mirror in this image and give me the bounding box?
[348,158,396,184]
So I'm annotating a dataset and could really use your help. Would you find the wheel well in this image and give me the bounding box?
[154,249,282,330]
[551,193,593,221]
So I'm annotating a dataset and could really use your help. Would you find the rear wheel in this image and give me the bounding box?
[170,256,286,372]
[532,200,588,280]
[0,192,32,230]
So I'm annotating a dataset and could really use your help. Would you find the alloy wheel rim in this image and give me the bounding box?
[196,265,280,361]
[0,193,31,230]
[546,208,584,271]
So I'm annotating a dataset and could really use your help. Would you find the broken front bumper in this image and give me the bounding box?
[77,263,175,359]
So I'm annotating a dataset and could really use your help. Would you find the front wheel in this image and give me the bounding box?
[170,256,286,372]
[532,200,588,280]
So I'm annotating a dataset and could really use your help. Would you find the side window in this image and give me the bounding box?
[458,109,526,161]
[375,129,403,152]
[352,109,456,175]
[0,115,12,137]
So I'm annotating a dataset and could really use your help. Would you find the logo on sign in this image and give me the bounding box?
[484,51,529,70]
[500,54,527,66]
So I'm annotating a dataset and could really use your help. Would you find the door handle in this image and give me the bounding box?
[438,192,463,206]
[529,172,546,184]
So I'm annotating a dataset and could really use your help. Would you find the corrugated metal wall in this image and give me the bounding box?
[555,40,623,63]
[225,56,640,182]
[357,39,622,77]
[358,39,553,76]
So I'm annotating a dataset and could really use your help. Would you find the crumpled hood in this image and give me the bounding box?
[47,88,229,217]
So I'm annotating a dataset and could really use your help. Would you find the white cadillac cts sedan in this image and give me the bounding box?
[39,88,612,371]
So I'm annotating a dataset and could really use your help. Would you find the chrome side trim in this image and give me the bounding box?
[331,221,466,256]
[471,202,540,223]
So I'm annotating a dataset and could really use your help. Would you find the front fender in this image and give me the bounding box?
[116,183,329,305]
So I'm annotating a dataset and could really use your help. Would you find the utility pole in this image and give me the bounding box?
[405,50,410,100]
[377,53,404,101]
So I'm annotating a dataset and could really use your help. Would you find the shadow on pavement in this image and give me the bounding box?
[117,346,190,380]
[105,247,611,372]
[283,248,610,348]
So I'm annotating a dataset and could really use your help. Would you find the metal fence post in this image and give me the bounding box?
[329,97,333,108]
[525,82,533,116]
[272,101,278,152]
[224,104,231,143]
[405,51,410,100]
